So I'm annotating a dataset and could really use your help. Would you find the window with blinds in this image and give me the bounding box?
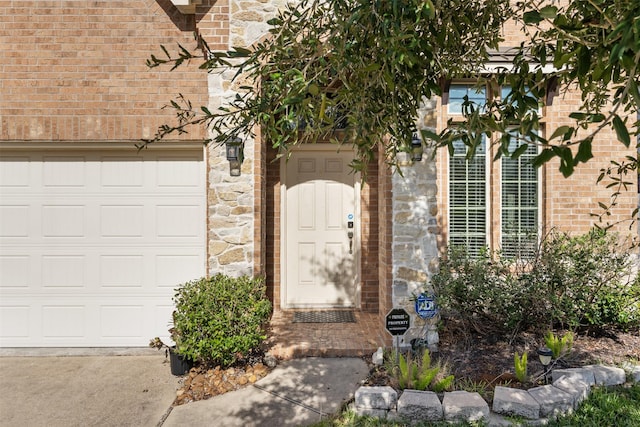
[446,83,540,258]
[449,138,487,257]
[501,131,539,258]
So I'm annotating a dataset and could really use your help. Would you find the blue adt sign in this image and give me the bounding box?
[415,293,437,319]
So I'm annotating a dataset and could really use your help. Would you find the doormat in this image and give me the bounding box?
[292,311,356,323]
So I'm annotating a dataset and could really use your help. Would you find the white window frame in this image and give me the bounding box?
[445,81,543,257]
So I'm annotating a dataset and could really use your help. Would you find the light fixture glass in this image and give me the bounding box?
[537,347,553,367]
[225,136,244,177]
[411,133,423,162]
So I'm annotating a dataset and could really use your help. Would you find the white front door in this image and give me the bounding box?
[283,147,359,308]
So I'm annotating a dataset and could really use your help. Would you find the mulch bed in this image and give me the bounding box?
[364,322,640,400]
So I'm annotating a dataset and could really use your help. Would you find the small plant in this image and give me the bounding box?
[544,331,574,359]
[456,377,490,400]
[514,352,528,383]
[149,336,170,353]
[390,349,454,392]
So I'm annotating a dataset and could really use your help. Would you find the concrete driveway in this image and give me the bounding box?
[0,351,178,427]
[0,352,369,427]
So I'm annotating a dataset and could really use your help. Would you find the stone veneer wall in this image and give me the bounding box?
[203,0,287,277]
[390,99,440,349]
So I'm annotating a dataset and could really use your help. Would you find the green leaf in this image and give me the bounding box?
[575,140,593,164]
[523,10,542,24]
[539,5,558,19]
[612,115,631,147]
[553,146,575,177]
[549,126,573,141]
[511,143,529,158]
[569,112,587,120]
[532,148,555,168]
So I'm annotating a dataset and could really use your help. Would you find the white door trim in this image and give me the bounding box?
[280,145,361,309]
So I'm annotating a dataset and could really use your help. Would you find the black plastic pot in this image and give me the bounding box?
[169,347,193,376]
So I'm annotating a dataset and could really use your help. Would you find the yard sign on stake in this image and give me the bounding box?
[385,308,410,364]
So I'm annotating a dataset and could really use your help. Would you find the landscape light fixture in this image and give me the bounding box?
[537,347,553,384]
[225,136,244,177]
[537,347,553,367]
[411,133,423,162]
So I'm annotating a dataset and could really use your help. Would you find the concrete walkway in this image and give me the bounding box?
[0,354,368,427]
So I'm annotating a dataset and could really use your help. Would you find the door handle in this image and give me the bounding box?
[348,231,354,254]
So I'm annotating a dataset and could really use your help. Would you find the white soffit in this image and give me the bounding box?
[482,47,558,74]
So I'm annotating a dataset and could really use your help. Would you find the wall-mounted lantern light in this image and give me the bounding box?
[411,133,424,162]
[225,136,244,177]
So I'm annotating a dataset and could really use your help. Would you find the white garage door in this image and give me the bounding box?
[0,146,206,347]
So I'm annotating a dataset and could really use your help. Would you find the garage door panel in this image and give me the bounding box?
[156,155,202,187]
[99,156,144,187]
[99,205,145,237]
[0,148,205,347]
[156,205,202,237]
[0,205,30,237]
[156,254,203,287]
[99,255,144,288]
[42,255,86,288]
[0,156,30,187]
[0,306,30,338]
[42,305,86,338]
[0,256,31,288]
[43,156,87,187]
[42,205,86,237]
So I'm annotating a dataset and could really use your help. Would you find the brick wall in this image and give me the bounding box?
[0,0,210,142]
[377,144,394,346]
[360,159,380,312]
[544,95,637,235]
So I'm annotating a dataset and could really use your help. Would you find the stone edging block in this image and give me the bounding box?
[524,384,574,418]
[582,365,626,386]
[552,375,591,408]
[397,389,443,422]
[551,368,595,386]
[492,386,540,419]
[354,386,397,410]
[442,390,489,422]
[353,364,639,424]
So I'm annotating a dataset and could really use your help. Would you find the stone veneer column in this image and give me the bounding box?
[205,0,286,277]
[391,99,440,350]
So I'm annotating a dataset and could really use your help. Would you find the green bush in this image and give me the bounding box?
[432,228,640,337]
[431,246,540,337]
[172,274,272,367]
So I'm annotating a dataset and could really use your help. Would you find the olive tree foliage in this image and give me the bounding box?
[446,0,640,224]
[144,0,639,203]
[143,0,509,172]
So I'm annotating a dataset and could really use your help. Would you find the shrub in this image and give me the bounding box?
[530,229,639,331]
[433,228,640,338]
[172,274,272,367]
[431,246,539,338]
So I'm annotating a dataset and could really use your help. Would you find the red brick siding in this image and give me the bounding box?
[0,0,214,142]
